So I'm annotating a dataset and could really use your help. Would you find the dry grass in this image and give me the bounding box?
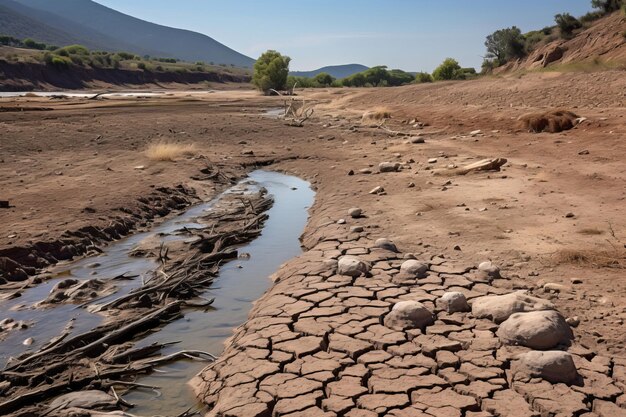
[518,109,579,133]
[23,92,39,98]
[145,141,196,161]
[553,248,626,269]
[362,107,392,122]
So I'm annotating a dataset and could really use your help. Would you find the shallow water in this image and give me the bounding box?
[0,90,216,98]
[0,171,314,415]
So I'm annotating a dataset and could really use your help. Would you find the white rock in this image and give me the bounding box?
[337,256,369,277]
[472,291,555,323]
[512,351,578,384]
[350,226,364,233]
[379,162,400,173]
[384,301,434,330]
[337,219,346,224]
[369,186,385,195]
[437,292,470,313]
[348,207,362,218]
[478,261,501,279]
[428,158,438,164]
[374,238,398,252]
[400,260,428,278]
[497,310,573,349]
[470,129,482,136]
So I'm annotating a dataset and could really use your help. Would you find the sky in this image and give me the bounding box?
[95,0,593,72]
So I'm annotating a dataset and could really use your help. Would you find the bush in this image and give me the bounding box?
[432,58,462,80]
[591,0,624,13]
[387,69,414,86]
[579,10,604,23]
[58,44,90,55]
[252,50,291,93]
[555,13,582,38]
[314,72,335,86]
[43,52,71,68]
[22,38,47,50]
[415,72,433,83]
[137,62,146,70]
[481,59,499,74]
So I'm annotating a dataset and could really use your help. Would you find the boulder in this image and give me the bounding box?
[472,291,555,323]
[348,207,362,218]
[337,256,369,277]
[379,162,400,173]
[512,351,578,385]
[437,292,470,313]
[384,300,434,330]
[374,238,398,253]
[497,310,573,350]
[400,260,428,278]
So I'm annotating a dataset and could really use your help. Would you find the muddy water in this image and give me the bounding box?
[0,171,314,414]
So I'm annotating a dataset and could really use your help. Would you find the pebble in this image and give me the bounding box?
[337,219,346,224]
[348,207,362,218]
[570,278,583,284]
[369,186,385,195]
[565,212,575,218]
[428,158,438,164]
[350,226,364,233]
[23,337,34,346]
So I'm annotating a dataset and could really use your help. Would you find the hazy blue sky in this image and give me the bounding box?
[95,0,592,71]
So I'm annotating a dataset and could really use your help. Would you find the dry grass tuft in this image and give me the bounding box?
[362,107,392,122]
[553,248,626,269]
[145,141,196,161]
[24,92,39,98]
[518,109,579,133]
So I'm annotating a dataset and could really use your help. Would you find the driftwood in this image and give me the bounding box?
[0,191,275,416]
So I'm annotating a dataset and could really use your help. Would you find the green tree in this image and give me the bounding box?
[415,72,433,83]
[555,13,582,38]
[591,0,623,13]
[432,58,462,81]
[252,50,291,94]
[314,72,335,86]
[484,27,526,64]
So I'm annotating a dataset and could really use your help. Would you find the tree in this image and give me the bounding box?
[314,72,334,86]
[555,13,582,38]
[432,58,462,81]
[484,27,525,65]
[591,0,623,13]
[252,50,291,94]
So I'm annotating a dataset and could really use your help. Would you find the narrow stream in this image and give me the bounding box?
[0,171,314,415]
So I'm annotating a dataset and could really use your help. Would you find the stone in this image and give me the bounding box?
[337,256,369,277]
[512,351,578,384]
[482,389,539,417]
[374,238,398,252]
[369,186,385,195]
[348,208,362,218]
[379,162,401,173]
[472,291,555,323]
[350,226,364,233]
[48,390,117,411]
[477,261,501,279]
[497,310,573,349]
[400,260,428,278]
[410,137,425,144]
[384,300,434,331]
[437,292,470,313]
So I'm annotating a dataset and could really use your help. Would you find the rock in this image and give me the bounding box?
[566,316,580,327]
[359,168,372,174]
[497,310,573,349]
[369,186,385,195]
[384,301,434,330]
[348,207,362,218]
[570,278,583,284]
[400,260,428,278]
[428,158,438,164]
[472,291,555,323]
[565,212,575,218]
[477,261,501,279]
[541,45,564,67]
[457,158,507,175]
[379,162,400,173]
[350,226,364,233]
[337,256,369,277]
[22,337,34,346]
[410,137,425,144]
[470,130,482,136]
[374,238,398,253]
[437,292,470,313]
[512,351,578,384]
[48,390,117,411]
[337,219,346,224]
[543,283,568,293]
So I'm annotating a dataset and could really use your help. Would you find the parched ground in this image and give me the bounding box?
[1,70,625,416]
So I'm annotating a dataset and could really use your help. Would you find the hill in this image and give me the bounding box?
[0,0,254,67]
[290,64,369,79]
[0,4,77,47]
[495,11,626,73]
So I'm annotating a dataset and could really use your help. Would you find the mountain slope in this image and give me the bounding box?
[7,0,254,67]
[496,12,626,73]
[291,64,369,79]
[0,4,77,47]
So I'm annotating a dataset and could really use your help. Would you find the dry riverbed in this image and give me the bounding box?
[1,71,625,416]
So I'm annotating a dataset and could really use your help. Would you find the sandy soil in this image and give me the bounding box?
[1,70,625,415]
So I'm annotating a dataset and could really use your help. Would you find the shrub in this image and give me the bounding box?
[43,52,71,68]
[415,72,433,83]
[432,58,462,80]
[137,62,146,70]
[481,59,499,74]
[145,142,196,161]
[555,13,582,38]
[22,38,46,50]
[116,51,136,60]
[252,50,291,93]
[58,44,90,55]
[580,10,604,23]
[314,72,335,86]
[387,69,414,86]
[591,0,624,13]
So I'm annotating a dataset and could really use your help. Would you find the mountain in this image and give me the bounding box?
[0,4,77,47]
[291,64,369,79]
[0,0,255,67]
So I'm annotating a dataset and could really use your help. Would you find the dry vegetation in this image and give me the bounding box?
[518,109,580,133]
[553,248,626,269]
[362,107,392,122]
[145,141,196,161]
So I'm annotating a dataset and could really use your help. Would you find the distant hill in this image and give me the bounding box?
[0,4,77,47]
[291,64,369,79]
[0,0,255,67]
